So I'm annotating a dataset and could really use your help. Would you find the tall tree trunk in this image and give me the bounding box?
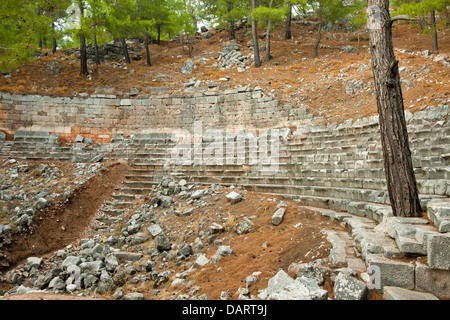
[313,19,322,58]
[93,31,100,65]
[430,10,438,52]
[227,3,235,40]
[79,35,88,75]
[145,34,152,66]
[79,0,88,75]
[187,33,192,57]
[122,37,131,64]
[444,7,450,30]
[285,1,292,40]
[157,24,161,45]
[265,0,274,62]
[367,0,422,217]
[188,0,198,34]
[43,37,47,49]
[229,20,235,40]
[52,37,57,54]
[251,0,261,68]
[38,34,43,50]
[52,22,57,54]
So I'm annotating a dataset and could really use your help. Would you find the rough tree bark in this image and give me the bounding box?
[227,3,235,40]
[186,33,192,57]
[157,24,161,45]
[145,34,152,66]
[251,0,261,68]
[313,19,322,58]
[367,0,422,217]
[285,1,292,40]
[313,1,322,58]
[430,10,438,52]
[93,31,100,65]
[52,22,57,54]
[78,0,88,75]
[79,35,88,75]
[229,20,235,40]
[265,0,274,62]
[122,37,131,64]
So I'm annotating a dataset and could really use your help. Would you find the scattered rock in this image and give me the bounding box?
[148,224,164,238]
[90,154,104,163]
[123,292,145,300]
[333,272,368,300]
[272,208,286,226]
[191,189,204,200]
[259,269,328,300]
[345,80,365,95]
[341,45,356,53]
[154,235,173,252]
[181,59,195,74]
[383,286,439,300]
[235,217,253,235]
[226,191,242,204]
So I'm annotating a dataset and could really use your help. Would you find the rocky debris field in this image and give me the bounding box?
[0,159,102,242]
[0,167,382,300]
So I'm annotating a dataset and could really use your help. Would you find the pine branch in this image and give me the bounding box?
[391,15,416,24]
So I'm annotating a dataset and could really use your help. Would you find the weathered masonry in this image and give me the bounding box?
[0,90,310,142]
[0,90,449,298]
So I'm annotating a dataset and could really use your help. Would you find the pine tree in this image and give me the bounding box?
[104,0,140,64]
[392,0,449,53]
[0,0,62,73]
[251,0,287,62]
[172,0,197,57]
[308,0,351,58]
[251,0,262,68]
[201,0,249,41]
[86,0,108,65]
[136,0,156,66]
[367,0,422,217]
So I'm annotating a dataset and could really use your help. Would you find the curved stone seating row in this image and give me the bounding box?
[0,109,448,224]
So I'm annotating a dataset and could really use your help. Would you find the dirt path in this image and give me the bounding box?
[0,161,130,273]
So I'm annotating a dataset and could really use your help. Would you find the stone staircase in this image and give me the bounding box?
[104,114,449,224]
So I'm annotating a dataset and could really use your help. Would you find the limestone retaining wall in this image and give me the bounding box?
[0,90,308,143]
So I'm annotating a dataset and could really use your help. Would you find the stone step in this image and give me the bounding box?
[123,181,160,188]
[383,286,439,300]
[134,167,448,195]
[410,135,450,148]
[292,124,379,141]
[133,152,169,159]
[121,186,157,195]
[412,156,446,168]
[111,193,138,201]
[409,125,450,140]
[321,229,366,271]
[130,163,166,170]
[100,208,127,216]
[154,165,443,181]
[427,198,450,233]
[95,213,122,224]
[104,200,133,209]
[381,217,442,256]
[290,127,449,154]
